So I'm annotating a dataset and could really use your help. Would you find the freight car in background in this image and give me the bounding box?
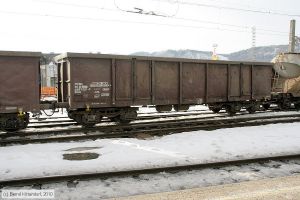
[55,53,273,127]
[0,51,41,132]
[271,52,300,109]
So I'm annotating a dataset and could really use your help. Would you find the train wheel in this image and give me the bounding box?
[1,113,29,132]
[68,111,101,128]
[109,117,117,122]
[225,105,236,116]
[295,103,300,111]
[156,105,172,112]
[246,106,256,114]
[3,120,20,132]
[208,105,222,113]
[174,105,190,112]
[111,109,137,124]
[211,108,221,113]
[278,102,291,110]
[262,103,270,110]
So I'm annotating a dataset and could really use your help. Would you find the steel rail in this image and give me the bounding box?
[27,111,222,128]
[0,112,233,138]
[1,154,300,188]
[25,108,292,129]
[26,108,284,128]
[1,113,300,146]
[30,109,210,123]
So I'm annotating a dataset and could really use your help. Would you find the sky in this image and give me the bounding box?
[0,0,300,54]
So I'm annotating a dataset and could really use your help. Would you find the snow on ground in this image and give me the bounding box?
[30,108,68,120]
[6,159,300,200]
[40,96,57,102]
[137,105,209,114]
[1,122,300,181]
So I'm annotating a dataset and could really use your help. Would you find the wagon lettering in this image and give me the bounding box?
[74,83,88,93]
[94,94,100,98]
[101,93,110,97]
[90,82,111,88]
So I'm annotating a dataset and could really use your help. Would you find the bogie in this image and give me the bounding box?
[0,113,29,132]
[208,104,222,113]
[156,105,172,113]
[173,105,190,112]
[68,108,138,127]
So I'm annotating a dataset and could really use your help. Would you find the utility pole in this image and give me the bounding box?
[251,26,256,61]
[288,19,296,53]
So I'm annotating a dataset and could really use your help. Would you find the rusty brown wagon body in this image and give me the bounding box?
[55,53,273,126]
[0,51,41,131]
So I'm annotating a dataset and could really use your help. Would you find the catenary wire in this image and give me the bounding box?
[0,9,288,37]
[32,0,289,35]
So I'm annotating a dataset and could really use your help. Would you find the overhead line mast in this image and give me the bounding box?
[289,19,296,53]
[252,26,256,61]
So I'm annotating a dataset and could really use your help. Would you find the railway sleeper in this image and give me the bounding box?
[0,113,29,132]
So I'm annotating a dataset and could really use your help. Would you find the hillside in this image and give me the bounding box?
[227,45,299,61]
[41,44,299,64]
[132,45,300,62]
[133,49,228,60]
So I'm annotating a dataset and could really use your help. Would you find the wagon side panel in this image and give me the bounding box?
[0,56,40,113]
[252,65,273,99]
[69,58,113,109]
[228,64,241,101]
[114,59,133,106]
[134,60,151,105]
[207,63,228,103]
[241,64,252,100]
[182,62,206,104]
[154,61,179,105]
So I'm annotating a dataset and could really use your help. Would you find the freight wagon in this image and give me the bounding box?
[55,53,273,127]
[0,51,41,131]
[271,52,300,109]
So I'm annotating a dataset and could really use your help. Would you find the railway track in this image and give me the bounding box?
[1,112,300,146]
[27,106,291,129]
[27,110,219,129]
[1,153,300,188]
[26,107,290,129]
[31,109,210,122]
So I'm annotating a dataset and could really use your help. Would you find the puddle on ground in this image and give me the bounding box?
[64,146,102,152]
[63,152,100,161]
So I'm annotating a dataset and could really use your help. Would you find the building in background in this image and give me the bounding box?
[40,62,57,98]
[40,62,57,87]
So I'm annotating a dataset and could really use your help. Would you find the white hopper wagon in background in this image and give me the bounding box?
[272,53,300,79]
[268,19,300,109]
[271,52,300,109]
